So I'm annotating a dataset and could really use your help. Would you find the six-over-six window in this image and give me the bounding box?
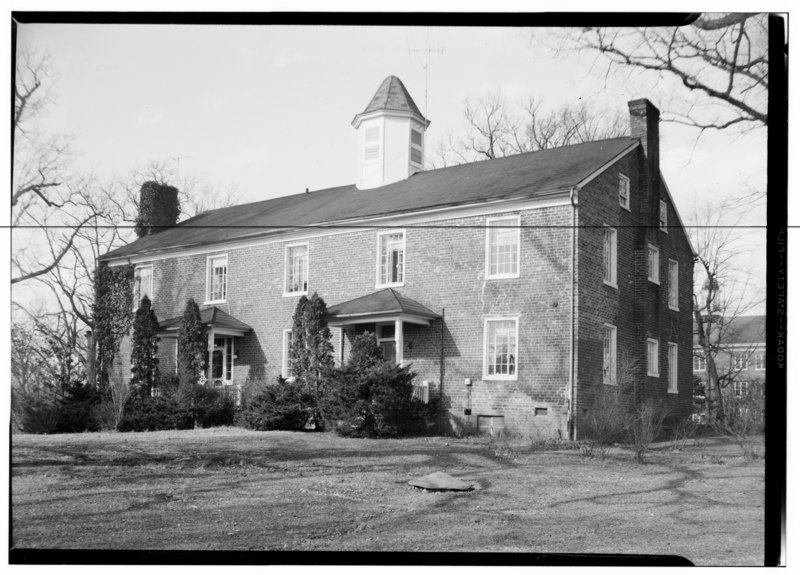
[206,255,228,303]
[285,243,309,295]
[486,215,520,278]
[484,318,518,380]
[377,230,405,287]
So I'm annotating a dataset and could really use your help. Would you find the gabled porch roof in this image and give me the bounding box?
[158,306,253,337]
[327,288,441,327]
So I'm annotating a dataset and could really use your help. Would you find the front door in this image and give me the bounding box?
[210,336,234,387]
[376,323,397,364]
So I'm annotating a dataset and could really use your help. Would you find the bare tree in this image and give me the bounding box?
[692,199,765,422]
[432,91,628,167]
[557,13,768,132]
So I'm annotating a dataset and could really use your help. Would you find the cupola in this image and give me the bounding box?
[352,76,430,190]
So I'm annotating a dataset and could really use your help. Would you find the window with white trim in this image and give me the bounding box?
[602,324,617,385]
[659,201,668,232]
[693,355,707,372]
[377,230,405,287]
[603,227,617,287]
[733,353,749,371]
[377,323,397,364]
[668,259,679,310]
[282,329,293,379]
[133,264,153,308]
[619,173,630,210]
[364,126,380,161]
[285,243,309,295]
[210,336,234,386]
[484,318,518,380]
[206,255,227,303]
[733,380,750,398]
[486,216,520,279]
[647,244,660,284]
[647,338,659,377]
[668,342,678,393]
[755,353,765,371]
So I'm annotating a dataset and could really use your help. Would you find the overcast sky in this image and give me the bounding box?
[14,18,768,311]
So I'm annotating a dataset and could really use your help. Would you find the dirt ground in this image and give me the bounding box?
[11,428,764,565]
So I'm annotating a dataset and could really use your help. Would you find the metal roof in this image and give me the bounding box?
[101,136,638,262]
[328,288,441,321]
[355,75,428,123]
[158,306,253,334]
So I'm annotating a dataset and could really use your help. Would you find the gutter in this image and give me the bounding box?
[569,186,578,441]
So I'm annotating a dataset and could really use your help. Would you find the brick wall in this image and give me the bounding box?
[575,149,694,429]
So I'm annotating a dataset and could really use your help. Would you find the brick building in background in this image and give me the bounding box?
[100,76,695,438]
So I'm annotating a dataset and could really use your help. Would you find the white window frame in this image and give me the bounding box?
[755,353,766,371]
[668,342,678,394]
[668,259,679,311]
[659,200,668,233]
[647,338,660,377]
[133,264,154,309]
[733,353,749,371]
[376,229,406,288]
[205,255,228,304]
[693,355,707,372]
[647,243,660,284]
[483,317,519,381]
[602,324,617,385]
[619,173,630,211]
[284,242,309,297]
[485,215,521,280]
[603,227,618,288]
[281,329,294,380]
[733,380,750,398]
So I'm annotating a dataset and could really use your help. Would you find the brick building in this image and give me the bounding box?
[100,76,695,437]
[693,315,766,399]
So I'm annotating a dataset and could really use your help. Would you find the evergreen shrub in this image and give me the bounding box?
[236,376,315,431]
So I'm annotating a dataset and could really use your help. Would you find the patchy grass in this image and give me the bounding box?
[11,428,764,564]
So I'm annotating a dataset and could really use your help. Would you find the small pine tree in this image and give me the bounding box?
[289,295,311,379]
[303,292,335,391]
[130,296,160,396]
[348,331,384,370]
[177,299,206,395]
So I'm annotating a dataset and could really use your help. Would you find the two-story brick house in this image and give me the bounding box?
[100,76,695,438]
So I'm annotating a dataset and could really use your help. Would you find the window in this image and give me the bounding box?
[410,127,423,166]
[733,353,749,371]
[486,216,520,278]
[647,338,660,377]
[659,201,668,232]
[377,323,397,364]
[647,244,660,284]
[603,227,618,287]
[206,256,227,303]
[602,324,617,385]
[285,243,309,295]
[364,126,380,161]
[282,329,293,379]
[694,355,707,372]
[668,259,679,310]
[619,173,630,210]
[668,342,678,393]
[377,230,405,287]
[733,380,750,398]
[483,318,518,380]
[755,353,766,371]
[133,265,153,308]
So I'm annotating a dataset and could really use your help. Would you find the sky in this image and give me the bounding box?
[13,17,768,311]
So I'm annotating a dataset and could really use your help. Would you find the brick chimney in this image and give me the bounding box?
[628,99,661,229]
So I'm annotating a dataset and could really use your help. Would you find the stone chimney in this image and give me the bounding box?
[628,99,661,228]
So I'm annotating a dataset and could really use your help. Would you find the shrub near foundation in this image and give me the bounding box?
[235,377,315,431]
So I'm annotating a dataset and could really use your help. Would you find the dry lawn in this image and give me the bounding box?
[11,428,764,565]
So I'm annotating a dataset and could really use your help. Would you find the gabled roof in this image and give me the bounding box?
[356,75,427,122]
[101,137,638,262]
[328,288,441,322]
[158,306,253,334]
[693,315,765,346]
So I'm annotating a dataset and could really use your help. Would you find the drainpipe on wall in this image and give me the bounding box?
[569,186,579,441]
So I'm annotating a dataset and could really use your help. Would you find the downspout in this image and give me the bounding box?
[569,186,578,441]
[439,307,445,435]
